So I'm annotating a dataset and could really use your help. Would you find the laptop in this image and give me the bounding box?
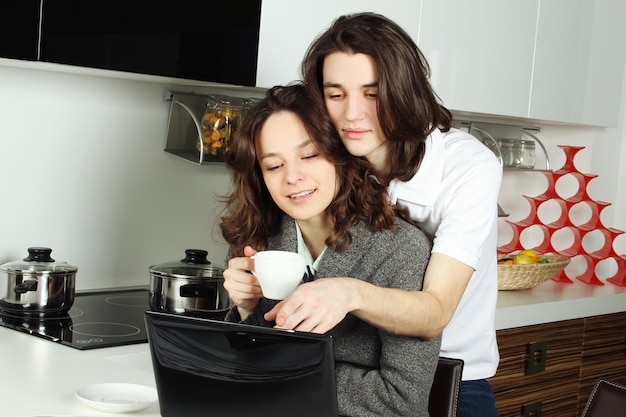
[144,310,339,417]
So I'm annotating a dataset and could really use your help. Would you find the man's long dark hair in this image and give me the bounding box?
[301,12,453,184]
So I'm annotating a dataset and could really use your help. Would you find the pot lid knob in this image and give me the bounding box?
[180,249,211,265]
[23,247,55,263]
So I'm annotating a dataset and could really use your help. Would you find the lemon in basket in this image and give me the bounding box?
[519,249,538,259]
[514,250,538,264]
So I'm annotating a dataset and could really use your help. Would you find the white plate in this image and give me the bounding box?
[75,383,158,413]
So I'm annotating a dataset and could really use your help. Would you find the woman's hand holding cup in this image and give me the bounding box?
[223,246,263,318]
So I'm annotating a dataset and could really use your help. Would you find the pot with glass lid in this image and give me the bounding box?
[0,247,78,316]
[148,249,231,319]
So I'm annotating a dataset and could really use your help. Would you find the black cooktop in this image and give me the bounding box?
[0,289,149,350]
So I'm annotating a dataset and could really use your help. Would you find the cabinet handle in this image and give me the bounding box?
[526,340,548,375]
[523,401,542,417]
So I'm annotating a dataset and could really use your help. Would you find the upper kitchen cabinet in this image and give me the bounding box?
[417,0,539,117]
[39,0,262,86]
[0,1,41,61]
[255,0,422,88]
[0,0,262,86]
[530,0,625,127]
[418,0,538,120]
[419,0,624,127]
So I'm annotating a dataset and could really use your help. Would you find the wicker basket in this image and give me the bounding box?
[497,254,571,290]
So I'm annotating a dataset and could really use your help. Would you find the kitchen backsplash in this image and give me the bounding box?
[0,62,232,290]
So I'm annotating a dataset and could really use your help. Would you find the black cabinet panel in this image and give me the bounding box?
[0,1,41,61]
[39,0,261,85]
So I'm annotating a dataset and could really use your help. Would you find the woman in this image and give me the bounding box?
[219,83,440,417]
[264,13,503,417]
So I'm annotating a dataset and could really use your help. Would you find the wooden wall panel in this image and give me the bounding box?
[489,319,584,417]
[578,312,626,412]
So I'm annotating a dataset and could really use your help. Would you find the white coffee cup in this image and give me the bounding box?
[252,251,306,300]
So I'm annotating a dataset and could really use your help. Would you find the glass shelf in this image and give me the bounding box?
[164,88,264,165]
[457,120,551,172]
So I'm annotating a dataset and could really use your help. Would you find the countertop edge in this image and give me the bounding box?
[495,280,626,330]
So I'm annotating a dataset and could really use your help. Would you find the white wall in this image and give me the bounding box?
[0,61,233,290]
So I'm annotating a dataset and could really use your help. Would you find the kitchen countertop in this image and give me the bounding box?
[3,280,625,416]
[1,328,158,417]
[495,279,626,329]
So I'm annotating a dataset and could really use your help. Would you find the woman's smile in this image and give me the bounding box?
[289,188,316,199]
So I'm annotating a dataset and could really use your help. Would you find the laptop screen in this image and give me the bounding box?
[145,310,338,417]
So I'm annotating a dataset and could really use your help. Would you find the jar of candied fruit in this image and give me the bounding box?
[199,95,244,162]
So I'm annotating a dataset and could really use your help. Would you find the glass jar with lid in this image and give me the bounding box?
[199,95,244,162]
[511,139,535,168]
[498,138,535,169]
[496,138,515,168]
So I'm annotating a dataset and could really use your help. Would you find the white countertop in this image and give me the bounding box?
[2,280,625,416]
[0,328,158,417]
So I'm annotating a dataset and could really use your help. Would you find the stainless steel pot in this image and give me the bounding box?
[148,249,231,319]
[0,247,77,315]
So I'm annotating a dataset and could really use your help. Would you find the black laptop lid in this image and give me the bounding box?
[145,310,338,417]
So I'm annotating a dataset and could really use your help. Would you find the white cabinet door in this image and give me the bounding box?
[255,0,422,88]
[418,0,539,118]
[530,0,625,127]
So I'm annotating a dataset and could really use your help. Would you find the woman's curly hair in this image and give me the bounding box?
[218,83,397,257]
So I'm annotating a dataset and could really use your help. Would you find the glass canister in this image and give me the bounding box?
[199,95,244,162]
[511,139,535,168]
[496,138,515,168]
[498,138,535,169]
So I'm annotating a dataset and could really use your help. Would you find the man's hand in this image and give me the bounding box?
[265,254,473,338]
[264,278,360,333]
[223,246,262,319]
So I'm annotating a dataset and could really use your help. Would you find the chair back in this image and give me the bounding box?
[581,379,626,417]
[428,357,464,417]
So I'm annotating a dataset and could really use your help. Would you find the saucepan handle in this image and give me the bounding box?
[14,279,39,294]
